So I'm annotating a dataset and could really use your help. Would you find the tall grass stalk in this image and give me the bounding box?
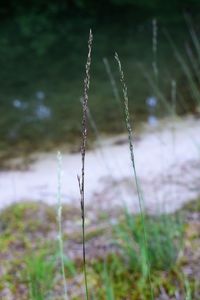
[103,263,115,300]
[184,13,200,63]
[170,79,178,203]
[103,57,127,136]
[139,60,190,115]
[103,57,121,105]
[78,29,93,300]
[80,96,127,206]
[57,151,69,300]
[185,42,200,82]
[164,29,200,105]
[80,96,114,176]
[80,96,124,179]
[27,250,55,300]
[115,52,154,299]
[138,62,173,114]
[171,80,177,115]
[152,18,158,81]
[184,277,192,300]
[171,79,177,154]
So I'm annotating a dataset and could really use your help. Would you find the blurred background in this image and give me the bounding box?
[1,0,200,160]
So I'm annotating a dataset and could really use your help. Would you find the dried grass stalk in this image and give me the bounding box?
[57,151,69,300]
[115,52,154,300]
[78,29,93,300]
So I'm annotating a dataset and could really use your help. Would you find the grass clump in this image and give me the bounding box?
[181,197,200,213]
[0,201,78,299]
[89,254,185,299]
[26,251,55,300]
[116,210,183,272]
[0,199,199,299]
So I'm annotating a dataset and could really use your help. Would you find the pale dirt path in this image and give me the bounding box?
[0,116,200,213]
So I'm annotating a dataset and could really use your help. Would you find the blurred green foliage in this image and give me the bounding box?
[1,0,200,18]
[0,0,199,155]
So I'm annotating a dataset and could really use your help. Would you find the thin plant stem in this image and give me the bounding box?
[57,151,69,300]
[78,29,93,300]
[171,79,177,150]
[103,57,121,105]
[184,13,200,63]
[115,52,154,300]
[80,96,117,176]
[185,43,200,82]
[171,78,177,169]
[80,97,127,206]
[164,29,200,105]
[103,57,125,133]
[152,18,158,82]
[138,62,173,114]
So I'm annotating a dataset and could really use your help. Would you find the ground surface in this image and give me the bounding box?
[0,115,200,213]
[0,198,199,299]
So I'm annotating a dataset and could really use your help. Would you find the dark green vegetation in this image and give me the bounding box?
[1,1,200,159]
[0,199,199,299]
[1,1,200,21]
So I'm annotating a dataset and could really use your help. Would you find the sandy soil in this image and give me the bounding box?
[0,115,200,213]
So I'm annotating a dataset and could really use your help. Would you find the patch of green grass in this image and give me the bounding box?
[182,197,200,212]
[0,201,78,299]
[0,202,56,243]
[26,250,55,300]
[89,253,189,299]
[78,207,187,299]
[0,200,199,299]
[0,201,80,236]
[115,209,184,273]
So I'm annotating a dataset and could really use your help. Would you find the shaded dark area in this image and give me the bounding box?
[0,0,200,157]
[1,0,200,20]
